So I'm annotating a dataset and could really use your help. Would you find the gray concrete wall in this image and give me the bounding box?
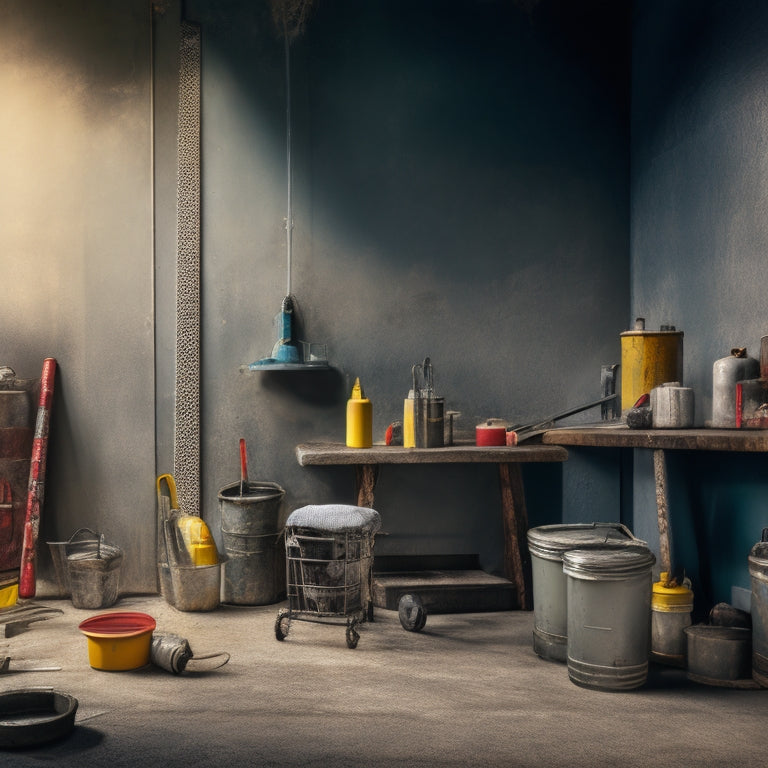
[631,0,768,608]
[178,0,631,571]
[1,0,630,594]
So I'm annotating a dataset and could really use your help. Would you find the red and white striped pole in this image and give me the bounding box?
[18,357,56,599]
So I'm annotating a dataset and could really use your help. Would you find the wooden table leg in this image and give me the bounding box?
[355,464,378,508]
[498,463,531,610]
[653,448,672,576]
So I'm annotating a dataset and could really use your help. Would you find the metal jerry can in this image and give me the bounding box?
[711,348,759,428]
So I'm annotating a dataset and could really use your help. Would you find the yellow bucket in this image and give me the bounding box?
[78,612,156,671]
[620,319,683,411]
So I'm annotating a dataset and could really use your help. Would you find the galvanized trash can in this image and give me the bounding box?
[749,527,768,687]
[563,546,655,691]
[218,481,285,605]
[67,533,123,610]
[527,523,645,662]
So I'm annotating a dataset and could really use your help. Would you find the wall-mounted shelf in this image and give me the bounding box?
[240,362,332,372]
[242,362,331,372]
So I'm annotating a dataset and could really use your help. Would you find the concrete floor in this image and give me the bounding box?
[1,594,766,767]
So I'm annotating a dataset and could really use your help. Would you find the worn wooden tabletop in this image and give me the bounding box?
[540,426,768,452]
[295,441,568,465]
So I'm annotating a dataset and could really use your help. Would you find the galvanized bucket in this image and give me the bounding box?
[563,546,655,691]
[221,532,284,605]
[218,481,285,536]
[527,523,645,662]
[685,625,752,687]
[67,534,123,610]
[218,481,285,605]
[47,528,101,598]
[168,558,225,612]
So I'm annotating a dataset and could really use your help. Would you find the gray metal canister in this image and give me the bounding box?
[650,382,694,428]
[563,546,655,691]
[748,528,768,687]
[527,523,645,662]
[711,348,759,427]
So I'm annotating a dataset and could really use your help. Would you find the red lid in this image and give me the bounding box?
[78,611,156,638]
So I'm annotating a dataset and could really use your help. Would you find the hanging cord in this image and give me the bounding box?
[270,0,315,298]
[285,30,292,297]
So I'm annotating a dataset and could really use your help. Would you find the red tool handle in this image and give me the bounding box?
[19,358,57,599]
[240,437,248,485]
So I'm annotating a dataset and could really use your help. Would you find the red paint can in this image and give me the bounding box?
[475,419,507,446]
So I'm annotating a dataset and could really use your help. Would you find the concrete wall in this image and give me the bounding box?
[631,0,768,609]
[176,0,631,570]
[1,0,630,594]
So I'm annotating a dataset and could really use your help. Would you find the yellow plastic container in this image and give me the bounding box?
[620,319,683,411]
[157,473,219,565]
[78,612,156,671]
[177,516,219,566]
[403,395,415,448]
[346,377,372,448]
[0,583,18,608]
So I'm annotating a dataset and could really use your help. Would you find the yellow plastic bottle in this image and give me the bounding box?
[403,391,415,448]
[346,377,373,448]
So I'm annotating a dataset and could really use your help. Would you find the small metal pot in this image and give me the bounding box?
[684,625,754,687]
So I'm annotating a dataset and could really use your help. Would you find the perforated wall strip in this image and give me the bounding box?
[174,21,201,516]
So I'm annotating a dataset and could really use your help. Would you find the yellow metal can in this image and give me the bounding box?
[620,319,683,411]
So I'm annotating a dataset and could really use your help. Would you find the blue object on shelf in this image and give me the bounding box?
[249,295,329,371]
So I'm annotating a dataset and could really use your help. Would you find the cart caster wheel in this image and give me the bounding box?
[398,593,427,632]
[346,620,360,649]
[275,609,291,641]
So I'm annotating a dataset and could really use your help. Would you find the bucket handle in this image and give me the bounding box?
[157,474,179,511]
[67,527,100,544]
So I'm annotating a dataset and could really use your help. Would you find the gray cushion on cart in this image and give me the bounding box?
[286,504,382,534]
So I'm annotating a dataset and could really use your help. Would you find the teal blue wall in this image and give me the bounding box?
[631,0,768,608]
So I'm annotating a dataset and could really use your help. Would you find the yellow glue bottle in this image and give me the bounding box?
[346,377,373,448]
[403,390,415,448]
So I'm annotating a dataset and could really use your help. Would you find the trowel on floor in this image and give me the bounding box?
[0,656,61,674]
[0,605,63,638]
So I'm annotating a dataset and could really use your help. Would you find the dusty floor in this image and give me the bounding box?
[0,594,766,767]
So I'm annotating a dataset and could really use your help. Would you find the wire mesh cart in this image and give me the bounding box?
[275,504,382,648]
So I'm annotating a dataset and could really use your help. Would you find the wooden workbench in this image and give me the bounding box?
[540,426,768,452]
[295,442,568,610]
[540,425,768,577]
